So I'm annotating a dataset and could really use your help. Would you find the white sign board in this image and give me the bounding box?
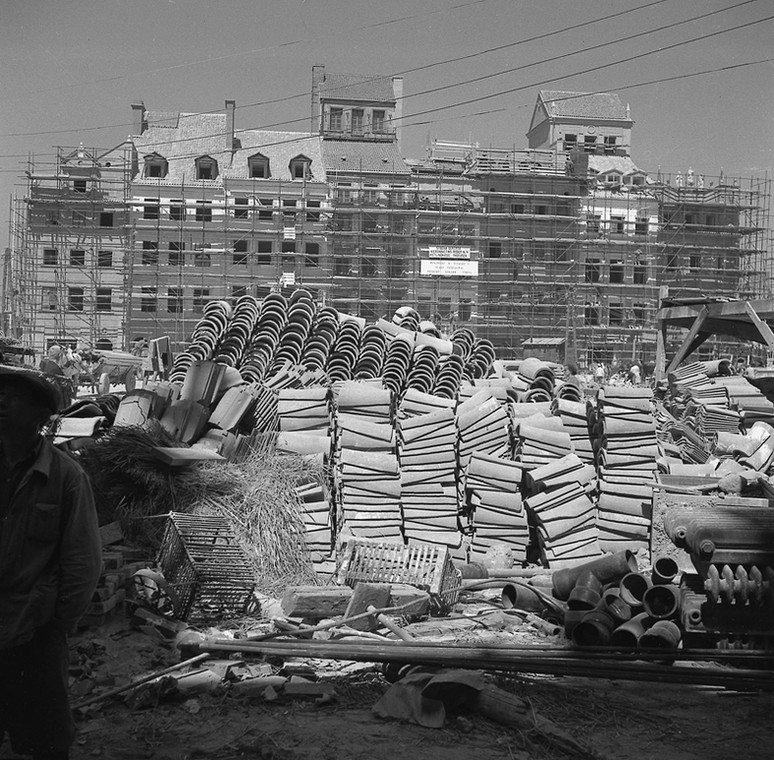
[428,245,471,259]
[420,259,479,277]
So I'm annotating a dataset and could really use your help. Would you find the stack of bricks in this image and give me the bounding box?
[78,522,149,629]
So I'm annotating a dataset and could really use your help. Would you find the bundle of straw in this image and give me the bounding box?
[77,424,321,594]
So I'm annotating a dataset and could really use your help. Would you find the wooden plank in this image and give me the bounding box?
[151,446,226,466]
[744,302,774,352]
[666,307,708,374]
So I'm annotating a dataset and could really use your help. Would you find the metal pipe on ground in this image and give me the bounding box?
[197,639,774,690]
[552,550,638,601]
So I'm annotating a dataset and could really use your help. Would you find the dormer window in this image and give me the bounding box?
[372,110,386,133]
[289,155,311,180]
[72,179,88,193]
[329,108,343,132]
[195,155,218,180]
[143,153,168,179]
[248,153,270,179]
[351,109,364,134]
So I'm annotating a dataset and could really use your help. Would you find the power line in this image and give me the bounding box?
[2,56,767,174]
[399,12,774,124]
[22,0,496,96]
[406,0,763,100]
[3,0,683,138]
[79,9,774,155]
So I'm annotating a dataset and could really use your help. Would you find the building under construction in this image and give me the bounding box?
[5,69,771,369]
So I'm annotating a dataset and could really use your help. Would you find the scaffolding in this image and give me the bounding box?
[10,137,771,371]
[9,144,132,354]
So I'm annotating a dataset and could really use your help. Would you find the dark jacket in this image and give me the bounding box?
[0,440,102,649]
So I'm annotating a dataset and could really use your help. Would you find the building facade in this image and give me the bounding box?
[5,77,770,369]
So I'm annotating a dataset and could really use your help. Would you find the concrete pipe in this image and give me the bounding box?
[651,556,679,586]
[642,584,681,620]
[552,550,638,601]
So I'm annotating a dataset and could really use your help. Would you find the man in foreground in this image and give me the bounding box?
[0,366,102,760]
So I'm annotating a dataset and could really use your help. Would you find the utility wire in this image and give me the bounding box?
[407,0,763,100]
[65,9,773,154]
[398,12,774,123]
[4,0,683,137]
[1,58,771,177]
[22,0,495,95]
[0,56,768,174]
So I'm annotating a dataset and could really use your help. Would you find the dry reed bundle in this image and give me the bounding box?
[77,424,323,593]
[192,450,322,595]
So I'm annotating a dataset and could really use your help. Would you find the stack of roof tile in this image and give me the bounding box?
[551,397,594,463]
[295,477,334,569]
[335,449,403,541]
[464,451,528,564]
[333,381,401,540]
[455,389,511,469]
[592,386,658,554]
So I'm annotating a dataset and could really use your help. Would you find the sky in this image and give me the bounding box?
[1,0,773,237]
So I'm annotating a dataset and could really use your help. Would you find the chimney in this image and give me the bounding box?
[311,65,326,135]
[131,102,146,136]
[225,99,236,149]
[391,76,403,149]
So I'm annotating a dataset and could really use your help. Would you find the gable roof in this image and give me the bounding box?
[538,91,630,121]
[321,139,410,176]
[320,72,396,104]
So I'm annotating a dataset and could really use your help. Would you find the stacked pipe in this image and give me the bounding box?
[463,451,528,564]
[557,552,684,650]
[398,406,460,549]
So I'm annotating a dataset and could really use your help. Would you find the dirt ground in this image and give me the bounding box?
[3,613,772,760]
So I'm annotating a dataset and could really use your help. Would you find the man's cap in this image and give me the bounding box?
[0,365,61,413]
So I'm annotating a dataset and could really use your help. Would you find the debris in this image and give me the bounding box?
[280,585,354,621]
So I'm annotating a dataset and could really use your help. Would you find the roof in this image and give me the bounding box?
[224,130,325,182]
[133,111,231,184]
[320,72,396,103]
[539,91,630,121]
[133,109,327,184]
[321,140,410,176]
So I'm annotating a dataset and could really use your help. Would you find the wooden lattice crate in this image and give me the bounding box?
[336,538,460,613]
[156,512,256,623]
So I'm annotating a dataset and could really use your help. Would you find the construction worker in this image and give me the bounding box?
[0,366,102,760]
